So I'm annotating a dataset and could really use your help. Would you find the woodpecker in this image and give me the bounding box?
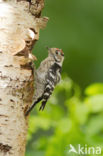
[25,47,64,116]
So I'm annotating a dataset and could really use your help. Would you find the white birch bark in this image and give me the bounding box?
[0,0,48,155]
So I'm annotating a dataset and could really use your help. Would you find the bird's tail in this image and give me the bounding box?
[39,83,54,111]
[25,96,43,116]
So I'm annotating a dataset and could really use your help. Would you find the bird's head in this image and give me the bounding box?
[47,47,64,66]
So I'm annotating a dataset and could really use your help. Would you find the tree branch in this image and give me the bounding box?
[0,0,48,155]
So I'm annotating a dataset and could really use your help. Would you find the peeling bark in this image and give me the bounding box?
[0,0,48,155]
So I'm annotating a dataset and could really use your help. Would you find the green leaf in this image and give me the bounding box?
[86,114,103,136]
[56,118,72,134]
[85,83,103,96]
[85,95,103,113]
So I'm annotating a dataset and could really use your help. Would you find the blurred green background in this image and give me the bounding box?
[26,0,103,155]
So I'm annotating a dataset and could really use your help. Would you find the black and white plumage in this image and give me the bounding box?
[25,47,64,116]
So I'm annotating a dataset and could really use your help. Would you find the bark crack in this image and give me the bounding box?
[0,143,12,153]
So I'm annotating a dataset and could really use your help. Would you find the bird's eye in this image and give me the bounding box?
[56,50,58,54]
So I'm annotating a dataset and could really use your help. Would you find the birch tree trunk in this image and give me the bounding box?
[0,0,48,155]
